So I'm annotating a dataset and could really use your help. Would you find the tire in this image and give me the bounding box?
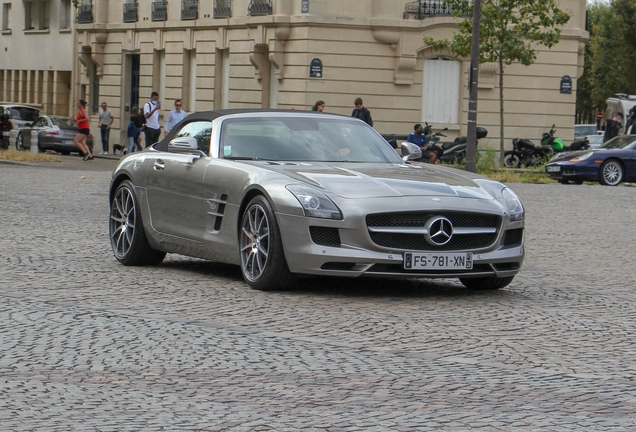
[239,195,295,291]
[109,180,166,266]
[459,276,515,290]
[599,159,624,186]
[15,133,24,151]
[503,152,521,168]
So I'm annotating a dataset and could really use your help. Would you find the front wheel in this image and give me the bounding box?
[599,160,624,186]
[503,152,521,168]
[239,195,295,291]
[459,276,515,290]
[109,180,166,266]
[15,133,24,151]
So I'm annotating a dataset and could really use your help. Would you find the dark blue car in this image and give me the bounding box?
[545,135,636,186]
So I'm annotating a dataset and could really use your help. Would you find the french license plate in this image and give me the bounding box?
[404,252,473,270]
[546,165,561,172]
[63,139,74,145]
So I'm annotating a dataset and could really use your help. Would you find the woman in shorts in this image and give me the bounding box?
[72,100,93,161]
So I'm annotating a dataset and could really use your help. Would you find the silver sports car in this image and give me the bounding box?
[109,110,525,291]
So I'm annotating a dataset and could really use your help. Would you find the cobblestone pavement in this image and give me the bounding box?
[1,161,636,431]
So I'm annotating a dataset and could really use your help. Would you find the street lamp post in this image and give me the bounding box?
[465,0,481,173]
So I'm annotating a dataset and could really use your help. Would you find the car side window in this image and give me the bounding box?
[33,118,47,127]
[174,121,212,154]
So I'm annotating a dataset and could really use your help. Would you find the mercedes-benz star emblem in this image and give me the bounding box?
[424,216,454,246]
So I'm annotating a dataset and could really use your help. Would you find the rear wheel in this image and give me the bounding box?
[503,152,521,168]
[459,276,515,290]
[109,180,166,266]
[239,195,295,291]
[599,160,624,186]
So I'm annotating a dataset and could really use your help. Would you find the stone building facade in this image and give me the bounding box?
[0,0,75,116]
[2,0,588,148]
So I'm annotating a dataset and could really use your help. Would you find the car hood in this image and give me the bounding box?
[257,162,494,199]
[548,148,611,163]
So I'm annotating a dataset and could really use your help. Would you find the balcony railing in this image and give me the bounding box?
[76,4,94,24]
[123,3,139,23]
[214,0,232,18]
[248,0,272,16]
[403,0,472,19]
[152,1,168,21]
[181,0,199,20]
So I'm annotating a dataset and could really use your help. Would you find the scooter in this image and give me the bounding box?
[429,124,488,164]
[504,125,588,168]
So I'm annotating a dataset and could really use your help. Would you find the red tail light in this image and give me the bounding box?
[44,130,60,136]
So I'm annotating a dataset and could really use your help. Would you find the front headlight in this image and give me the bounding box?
[286,184,343,220]
[570,152,593,162]
[474,180,525,221]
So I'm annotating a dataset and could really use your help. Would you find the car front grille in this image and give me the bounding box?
[503,228,523,247]
[366,211,500,251]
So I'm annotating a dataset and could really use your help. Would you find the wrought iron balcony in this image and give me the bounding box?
[76,4,93,24]
[214,0,232,18]
[403,0,472,19]
[123,2,139,23]
[248,0,272,16]
[181,0,199,20]
[152,1,168,21]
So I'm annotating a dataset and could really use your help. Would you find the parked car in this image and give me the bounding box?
[545,134,636,186]
[16,115,93,155]
[108,110,525,291]
[0,104,40,147]
[574,124,598,140]
[586,134,604,149]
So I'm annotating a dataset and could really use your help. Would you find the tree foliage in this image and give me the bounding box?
[424,0,570,164]
[578,0,636,123]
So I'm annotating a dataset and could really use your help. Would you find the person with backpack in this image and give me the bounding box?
[143,91,162,148]
[603,112,623,143]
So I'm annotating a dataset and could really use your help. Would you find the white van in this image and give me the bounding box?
[606,94,636,129]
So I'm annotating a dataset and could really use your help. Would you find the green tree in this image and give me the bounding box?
[424,0,570,165]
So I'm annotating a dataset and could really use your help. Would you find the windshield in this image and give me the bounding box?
[600,135,636,150]
[8,107,40,122]
[219,116,403,163]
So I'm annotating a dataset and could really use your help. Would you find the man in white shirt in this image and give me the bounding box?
[164,99,188,136]
[144,91,162,148]
[97,102,114,154]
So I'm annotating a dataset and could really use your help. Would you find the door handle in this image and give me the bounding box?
[153,159,165,171]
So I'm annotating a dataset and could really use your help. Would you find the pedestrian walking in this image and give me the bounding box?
[143,91,162,148]
[97,102,113,154]
[164,99,188,136]
[127,107,143,154]
[72,100,93,161]
[351,97,373,126]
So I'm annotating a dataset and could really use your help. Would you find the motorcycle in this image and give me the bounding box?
[0,113,12,150]
[426,123,488,164]
[504,125,589,168]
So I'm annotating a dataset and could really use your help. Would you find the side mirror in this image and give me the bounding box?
[168,136,199,152]
[401,141,422,161]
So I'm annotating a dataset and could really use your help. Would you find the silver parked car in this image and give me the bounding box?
[16,115,93,155]
[109,110,525,291]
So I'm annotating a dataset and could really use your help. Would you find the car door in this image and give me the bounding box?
[145,120,213,241]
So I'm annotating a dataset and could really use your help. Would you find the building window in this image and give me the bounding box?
[123,1,138,23]
[2,3,11,32]
[24,0,49,30]
[214,0,231,18]
[248,0,272,16]
[181,0,198,20]
[151,1,168,21]
[422,57,461,124]
[77,0,93,24]
[59,0,71,29]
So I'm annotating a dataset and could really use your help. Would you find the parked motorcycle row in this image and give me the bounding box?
[503,125,590,168]
[424,122,488,164]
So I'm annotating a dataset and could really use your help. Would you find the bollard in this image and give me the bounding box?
[30,130,38,154]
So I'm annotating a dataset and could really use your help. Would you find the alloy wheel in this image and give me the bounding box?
[240,203,270,282]
[110,186,136,259]
[601,161,623,186]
